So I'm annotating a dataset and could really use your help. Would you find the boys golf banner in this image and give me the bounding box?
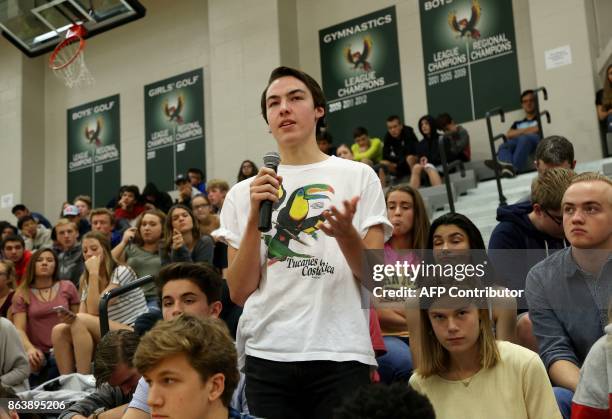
[420,0,521,123]
[319,6,404,141]
[145,68,205,192]
[67,95,120,207]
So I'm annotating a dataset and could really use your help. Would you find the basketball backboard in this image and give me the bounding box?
[0,0,146,57]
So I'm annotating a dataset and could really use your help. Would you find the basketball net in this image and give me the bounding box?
[49,25,95,88]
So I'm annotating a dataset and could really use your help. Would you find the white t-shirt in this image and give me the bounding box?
[218,156,391,368]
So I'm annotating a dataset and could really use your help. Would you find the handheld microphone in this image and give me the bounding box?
[258,151,281,232]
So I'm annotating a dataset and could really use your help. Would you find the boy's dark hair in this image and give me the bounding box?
[11,204,27,215]
[521,89,535,100]
[534,135,575,165]
[187,168,204,177]
[0,221,18,236]
[156,262,223,303]
[316,131,333,143]
[93,330,140,387]
[17,215,36,230]
[353,126,368,138]
[333,383,436,419]
[260,66,326,130]
[436,112,453,129]
[386,114,401,123]
[2,234,25,249]
[120,185,140,198]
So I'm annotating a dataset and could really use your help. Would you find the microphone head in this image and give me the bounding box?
[263,151,281,168]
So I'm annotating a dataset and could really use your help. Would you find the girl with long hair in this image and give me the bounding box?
[0,260,16,318]
[410,115,443,189]
[375,184,430,384]
[11,248,79,377]
[409,279,561,418]
[52,231,147,374]
[112,209,166,310]
[161,204,214,265]
[237,160,259,182]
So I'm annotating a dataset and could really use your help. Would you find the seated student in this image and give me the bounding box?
[0,222,18,242]
[2,235,31,285]
[174,174,198,208]
[486,90,541,177]
[58,330,141,419]
[114,186,146,225]
[410,115,443,189]
[515,135,576,203]
[375,185,430,384]
[0,316,29,392]
[571,304,611,419]
[53,219,84,288]
[90,208,123,248]
[379,115,419,186]
[142,182,173,214]
[0,260,16,318]
[316,132,336,157]
[533,135,576,176]
[11,204,51,230]
[192,195,220,237]
[52,231,148,375]
[596,64,612,154]
[333,382,435,419]
[122,263,248,419]
[63,205,91,239]
[409,279,562,419]
[112,210,165,311]
[134,315,254,419]
[437,112,471,163]
[206,179,230,215]
[406,213,517,365]
[17,216,52,251]
[188,168,207,194]
[11,248,79,384]
[335,143,354,160]
[489,168,574,308]
[161,205,214,265]
[526,172,612,418]
[350,126,383,166]
[74,195,93,220]
[237,160,259,183]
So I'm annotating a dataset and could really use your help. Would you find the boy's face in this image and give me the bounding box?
[562,180,612,249]
[56,223,78,249]
[161,279,221,321]
[21,219,38,238]
[3,241,24,263]
[386,119,402,138]
[145,353,225,419]
[207,188,226,207]
[265,76,324,148]
[91,214,113,235]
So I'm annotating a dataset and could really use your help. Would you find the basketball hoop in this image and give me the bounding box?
[49,25,95,88]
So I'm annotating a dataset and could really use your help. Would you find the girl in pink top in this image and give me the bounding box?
[11,248,79,375]
[376,185,430,383]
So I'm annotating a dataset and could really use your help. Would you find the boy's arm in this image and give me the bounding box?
[226,167,281,306]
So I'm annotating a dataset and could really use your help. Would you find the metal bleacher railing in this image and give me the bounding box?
[99,274,154,337]
[438,134,466,213]
[486,86,551,208]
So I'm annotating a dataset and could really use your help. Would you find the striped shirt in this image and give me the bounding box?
[82,265,148,326]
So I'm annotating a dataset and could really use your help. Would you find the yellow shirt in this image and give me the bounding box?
[409,341,562,419]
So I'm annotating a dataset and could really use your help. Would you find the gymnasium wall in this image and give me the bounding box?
[0,0,608,221]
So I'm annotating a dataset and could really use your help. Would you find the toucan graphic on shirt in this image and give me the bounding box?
[263,183,335,264]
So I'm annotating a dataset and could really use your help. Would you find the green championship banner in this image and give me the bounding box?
[420,0,521,123]
[67,95,121,207]
[145,69,205,192]
[319,6,404,141]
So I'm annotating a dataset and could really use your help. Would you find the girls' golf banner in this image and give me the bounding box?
[145,68,205,191]
[67,94,121,207]
[319,6,404,141]
[420,0,521,123]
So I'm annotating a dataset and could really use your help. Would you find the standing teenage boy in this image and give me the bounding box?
[219,67,391,419]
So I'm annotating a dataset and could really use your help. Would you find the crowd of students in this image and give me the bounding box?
[0,66,610,419]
